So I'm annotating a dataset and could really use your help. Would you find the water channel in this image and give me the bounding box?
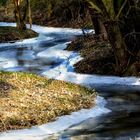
[0,23,140,140]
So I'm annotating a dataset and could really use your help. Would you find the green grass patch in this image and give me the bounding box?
[0,71,96,132]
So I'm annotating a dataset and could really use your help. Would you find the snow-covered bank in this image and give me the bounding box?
[0,96,110,140]
[43,72,140,92]
[0,22,87,49]
[0,22,110,140]
[0,22,140,140]
[0,22,89,35]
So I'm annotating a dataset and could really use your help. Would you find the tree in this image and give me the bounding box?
[13,0,32,30]
[85,0,140,75]
[84,0,107,39]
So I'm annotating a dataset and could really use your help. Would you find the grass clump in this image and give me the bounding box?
[0,71,96,132]
[0,26,38,43]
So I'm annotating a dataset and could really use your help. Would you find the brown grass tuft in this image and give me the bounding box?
[0,71,96,132]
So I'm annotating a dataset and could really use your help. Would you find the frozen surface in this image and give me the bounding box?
[0,22,140,139]
[0,96,110,140]
[36,43,73,65]
[46,72,140,91]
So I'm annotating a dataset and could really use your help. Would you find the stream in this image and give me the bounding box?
[0,22,140,140]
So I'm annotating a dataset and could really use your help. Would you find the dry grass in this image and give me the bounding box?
[0,71,96,132]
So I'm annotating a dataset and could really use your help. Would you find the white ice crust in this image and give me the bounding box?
[0,22,139,140]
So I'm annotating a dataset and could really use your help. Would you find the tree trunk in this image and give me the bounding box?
[14,10,26,30]
[90,12,107,39]
[13,0,32,30]
[28,0,32,28]
[13,0,26,30]
[85,0,107,40]
[105,22,128,74]
[23,0,32,28]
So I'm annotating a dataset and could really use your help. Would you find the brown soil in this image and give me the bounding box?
[67,34,116,75]
[0,26,38,43]
[67,34,140,76]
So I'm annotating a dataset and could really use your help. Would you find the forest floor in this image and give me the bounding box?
[66,34,140,76]
[0,26,38,43]
[0,71,96,132]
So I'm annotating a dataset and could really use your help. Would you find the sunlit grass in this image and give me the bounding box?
[0,71,96,132]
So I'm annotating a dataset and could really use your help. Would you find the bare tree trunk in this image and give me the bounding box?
[28,0,32,28]
[13,0,32,30]
[105,22,128,74]
[13,0,26,30]
[26,0,32,28]
[85,1,107,39]
[89,11,107,39]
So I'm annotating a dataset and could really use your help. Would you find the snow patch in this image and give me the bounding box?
[0,96,110,140]
[1,22,140,140]
[37,43,72,64]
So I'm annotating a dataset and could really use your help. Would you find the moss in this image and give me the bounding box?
[0,71,96,132]
[0,26,38,43]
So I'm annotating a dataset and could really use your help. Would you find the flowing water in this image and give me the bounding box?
[48,90,140,140]
[0,23,140,140]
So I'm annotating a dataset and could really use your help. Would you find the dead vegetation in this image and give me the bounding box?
[0,71,96,132]
[0,26,38,43]
[67,34,116,75]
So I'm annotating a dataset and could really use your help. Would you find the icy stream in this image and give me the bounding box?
[0,23,140,140]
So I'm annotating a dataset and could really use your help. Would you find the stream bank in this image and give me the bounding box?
[0,22,140,140]
[0,71,96,132]
[0,26,38,43]
[0,22,109,140]
[48,89,140,140]
[66,34,140,76]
